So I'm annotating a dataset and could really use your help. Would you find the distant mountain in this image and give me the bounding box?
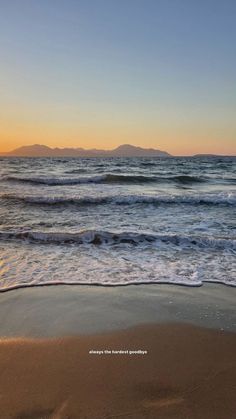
[0,144,171,157]
[111,144,170,157]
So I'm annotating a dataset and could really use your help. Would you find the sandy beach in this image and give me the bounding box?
[0,284,235,418]
[0,322,235,419]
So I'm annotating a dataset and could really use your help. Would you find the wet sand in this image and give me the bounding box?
[0,323,236,419]
[0,283,235,337]
[0,284,235,418]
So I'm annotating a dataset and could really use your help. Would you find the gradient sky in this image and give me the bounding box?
[0,0,235,155]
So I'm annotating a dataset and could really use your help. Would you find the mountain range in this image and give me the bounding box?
[0,144,171,157]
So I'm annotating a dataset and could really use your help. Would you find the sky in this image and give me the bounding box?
[0,0,235,155]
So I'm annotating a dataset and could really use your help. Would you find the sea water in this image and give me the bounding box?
[0,156,235,290]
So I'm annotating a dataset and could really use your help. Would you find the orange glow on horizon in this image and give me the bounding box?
[1,136,235,156]
[0,106,235,156]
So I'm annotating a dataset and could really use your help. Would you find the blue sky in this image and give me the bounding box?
[0,0,235,154]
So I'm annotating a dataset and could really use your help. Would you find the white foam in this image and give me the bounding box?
[0,229,235,251]
[2,192,236,206]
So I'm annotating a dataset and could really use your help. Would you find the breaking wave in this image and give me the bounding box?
[2,192,236,206]
[0,229,235,250]
[2,173,208,185]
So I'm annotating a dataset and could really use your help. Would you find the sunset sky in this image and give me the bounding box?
[0,0,235,155]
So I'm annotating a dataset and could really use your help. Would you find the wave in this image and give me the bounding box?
[0,229,235,250]
[170,175,205,184]
[2,173,208,185]
[2,174,106,185]
[2,193,236,206]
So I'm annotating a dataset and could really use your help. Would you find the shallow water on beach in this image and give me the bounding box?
[0,156,235,290]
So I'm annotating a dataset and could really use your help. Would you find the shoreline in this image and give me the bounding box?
[0,323,235,418]
[0,278,236,294]
[0,283,235,338]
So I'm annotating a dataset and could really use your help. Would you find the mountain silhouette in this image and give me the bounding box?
[0,144,171,157]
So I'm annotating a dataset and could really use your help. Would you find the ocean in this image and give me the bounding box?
[0,156,235,291]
